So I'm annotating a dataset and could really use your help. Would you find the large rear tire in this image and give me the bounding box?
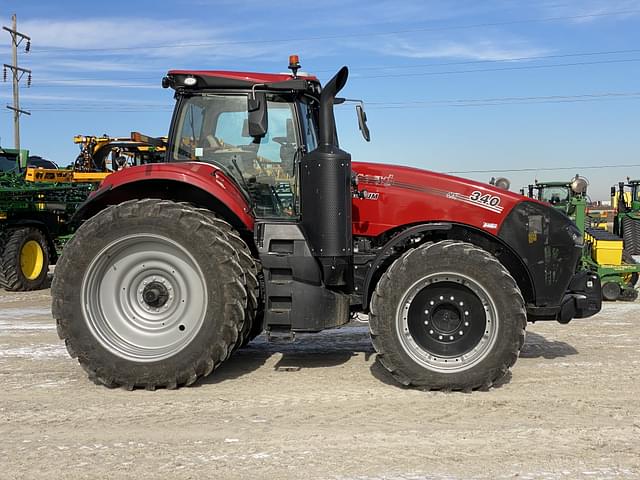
[0,227,50,291]
[189,207,261,350]
[52,199,247,389]
[370,240,526,390]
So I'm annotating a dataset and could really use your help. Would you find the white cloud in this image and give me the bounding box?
[537,0,640,23]
[21,18,225,50]
[355,36,547,62]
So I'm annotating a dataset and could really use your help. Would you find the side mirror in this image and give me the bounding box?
[247,92,268,138]
[356,104,370,142]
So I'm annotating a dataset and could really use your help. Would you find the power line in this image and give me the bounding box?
[18,91,640,110]
[21,48,640,85]
[361,57,640,79]
[17,90,640,111]
[16,56,640,90]
[447,164,640,174]
[364,91,640,106]
[28,9,640,55]
[314,48,640,73]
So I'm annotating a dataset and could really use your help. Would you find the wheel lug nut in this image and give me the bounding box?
[438,335,443,340]
[439,296,444,301]
[424,320,429,325]
[464,311,469,316]
[464,321,469,327]
[450,296,454,301]
[459,301,464,306]
[429,330,434,335]
[429,301,435,306]
[459,331,463,335]
[449,336,454,340]
[424,309,429,315]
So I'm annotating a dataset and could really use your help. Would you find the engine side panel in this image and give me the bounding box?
[351,162,527,237]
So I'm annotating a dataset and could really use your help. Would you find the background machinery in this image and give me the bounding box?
[0,146,94,291]
[612,178,640,255]
[526,175,639,301]
[52,58,601,391]
[25,134,167,184]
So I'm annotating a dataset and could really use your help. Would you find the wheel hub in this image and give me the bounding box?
[431,305,462,334]
[20,240,44,281]
[142,281,170,308]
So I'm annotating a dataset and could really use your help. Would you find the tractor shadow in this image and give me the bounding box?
[200,325,375,385]
[200,327,578,388]
[370,331,578,391]
[519,332,578,359]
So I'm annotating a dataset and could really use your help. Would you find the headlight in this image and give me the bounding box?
[566,223,583,247]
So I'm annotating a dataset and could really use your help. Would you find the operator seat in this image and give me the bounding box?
[274,118,297,173]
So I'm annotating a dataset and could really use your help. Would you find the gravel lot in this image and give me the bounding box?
[1,286,639,480]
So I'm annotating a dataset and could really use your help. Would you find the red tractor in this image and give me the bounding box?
[52,59,601,391]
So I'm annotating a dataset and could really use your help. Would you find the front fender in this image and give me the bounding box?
[73,162,254,230]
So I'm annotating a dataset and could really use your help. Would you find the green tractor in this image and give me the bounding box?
[0,146,94,291]
[526,176,639,301]
[612,178,640,256]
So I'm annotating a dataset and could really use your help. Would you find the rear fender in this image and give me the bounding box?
[73,163,254,233]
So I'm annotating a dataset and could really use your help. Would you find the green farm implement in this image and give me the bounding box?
[527,176,639,301]
[0,146,94,291]
[612,179,640,256]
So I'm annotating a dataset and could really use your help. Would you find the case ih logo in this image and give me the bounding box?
[356,173,394,186]
[447,190,503,214]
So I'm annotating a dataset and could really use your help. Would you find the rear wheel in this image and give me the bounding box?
[52,199,246,389]
[0,227,50,291]
[602,281,621,301]
[370,240,526,390]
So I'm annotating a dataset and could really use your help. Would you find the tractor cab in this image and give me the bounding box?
[612,178,640,255]
[527,175,588,218]
[612,178,640,213]
[164,58,369,219]
[0,147,28,175]
[170,89,307,217]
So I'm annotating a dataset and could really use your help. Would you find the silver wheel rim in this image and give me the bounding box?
[395,272,499,373]
[82,233,208,362]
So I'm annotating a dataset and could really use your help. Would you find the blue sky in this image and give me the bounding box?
[1,0,639,199]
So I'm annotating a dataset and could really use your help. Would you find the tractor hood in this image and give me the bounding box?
[351,161,538,237]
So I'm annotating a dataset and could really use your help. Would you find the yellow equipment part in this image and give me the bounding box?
[586,230,624,266]
[612,191,632,210]
[20,240,44,280]
[24,167,110,184]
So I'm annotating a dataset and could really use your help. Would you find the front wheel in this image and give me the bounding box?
[369,240,526,390]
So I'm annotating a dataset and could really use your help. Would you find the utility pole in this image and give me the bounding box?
[3,14,31,151]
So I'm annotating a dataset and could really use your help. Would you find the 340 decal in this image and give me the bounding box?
[469,191,501,207]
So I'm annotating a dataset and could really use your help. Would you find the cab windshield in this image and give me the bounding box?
[539,186,570,205]
[172,94,299,217]
[0,154,18,173]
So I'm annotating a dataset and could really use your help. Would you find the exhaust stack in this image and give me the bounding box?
[300,67,352,286]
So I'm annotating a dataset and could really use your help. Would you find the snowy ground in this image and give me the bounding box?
[0,288,639,479]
